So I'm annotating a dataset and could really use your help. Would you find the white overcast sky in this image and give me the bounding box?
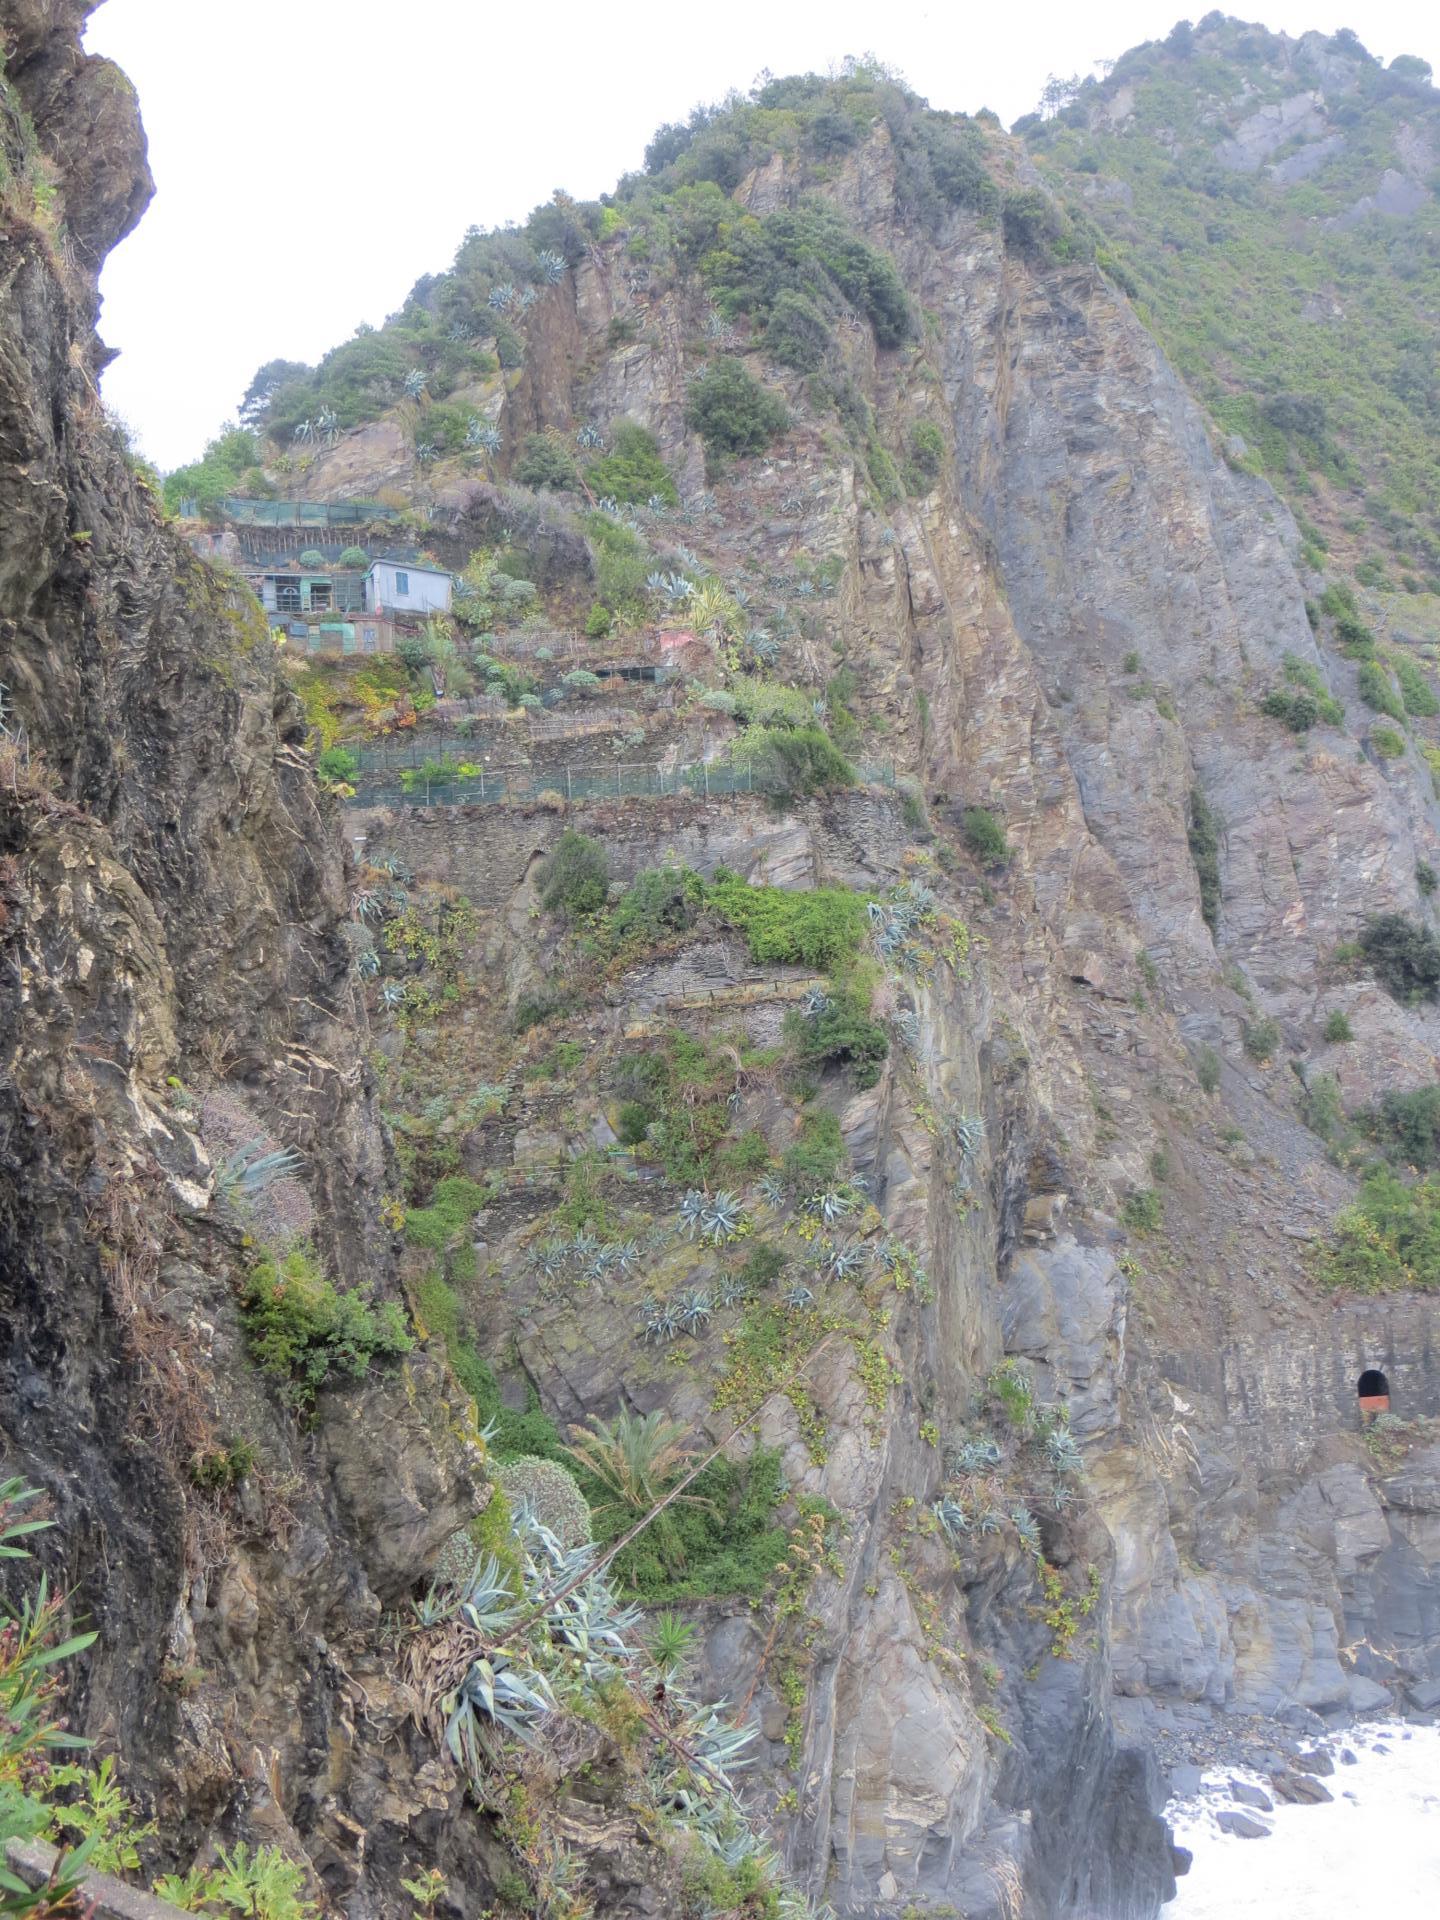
[84,0,1440,470]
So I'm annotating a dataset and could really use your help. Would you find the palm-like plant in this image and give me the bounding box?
[576,422,605,449]
[1011,1505,1041,1553]
[415,441,438,465]
[1043,1426,1083,1476]
[466,419,503,452]
[934,1497,970,1543]
[404,369,429,399]
[782,1283,816,1311]
[488,283,516,312]
[563,1407,705,1519]
[700,1191,744,1244]
[642,1298,682,1344]
[534,249,566,283]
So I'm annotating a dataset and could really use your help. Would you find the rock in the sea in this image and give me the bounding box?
[1217,1810,1271,1838]
[1229,1779,1274,1811]
[1169,1764,1204,1798]
[1171,1845,1193,1877]
[1269,1770,1334,1805]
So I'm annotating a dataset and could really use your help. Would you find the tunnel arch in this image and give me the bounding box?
[1357,1368,1390,1419]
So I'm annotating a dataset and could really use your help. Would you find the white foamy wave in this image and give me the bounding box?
[1166,1721,1440,1918]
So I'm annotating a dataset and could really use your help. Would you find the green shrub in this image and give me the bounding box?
[538,829,609,916]
[1281,655,1343,725]
[1121,1188,1162,1234]
[1299,1070,1345,1142]
[1418,863,1438,897]
[786,986,889,1087]
[701,199,913,351]
[707,874,868,968]
[610,866,703,946]
[587,512,651,617]
[616,1099,654,1146]
[317,745,359,784]
[1188,788,1221,935]
[683,357,790,457]
[738,1242,789,1289]
[586,1448,789,1603]
[1391,653,1439,718]
[585,602,613,637]
[1357,660,1404,720]
[337,545,369,569]
[1195,1043,1221,1094]
[496,1457,591,1546]
[1370,725,1406,759]
[962,806,1011,867]
[1242,1015,1281,1061]
[781,1109,846,1189]
[1359,912,1440,1003]
[1260,687,1320,732]
[735,724,855,796]
[1316,1165,1440,1292]
[242,1247,412,1407]
[513,433,578,491]
[1366,1084,1440,1168]
[1324,1010,1354,1044]
[762,289,832,370]
[903,419,946,494]
[405,1175,492,1254]
[585,422,678,504]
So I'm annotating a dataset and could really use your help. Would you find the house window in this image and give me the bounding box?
[362,626,378,652]
[275,576,302,613]
[308,581,332,611]
[394,570,410,597]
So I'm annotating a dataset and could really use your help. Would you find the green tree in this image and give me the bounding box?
[684,358,790,457]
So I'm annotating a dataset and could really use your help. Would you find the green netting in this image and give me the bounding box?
[343,760,894,808]
[215,497,401,527]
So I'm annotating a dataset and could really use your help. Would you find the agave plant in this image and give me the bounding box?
[517,286,538,312]
[713,1272,749,1310]
[825,1243,869,1283]
[534,248,566,283]
[684,1703,757,1792]
[315,406,339,444]
[794,577,817,599]
[808,1189,856,1228]
[801,984,832,1020]
[1048,1481,1078,1512]
[415,441,438,464]
[646,571,694,605]
[563,1408,705,1518]
[292,417,315,444]
[949,1437,1003,1475]
[1043,1426,1084,1476]
[677,1288,713,1333]
[642,1298,682,1344]
[488,283,516,312]
[894,1010,923,1053]
[778,493,805,516]
[445,1654,555,1773]
[532,1240,569,1288]
[466,419,503,452]
[667,542,701,571]
[782,1283,816,1311]
[933,1497,970,1543]
[357,947,381,980]
[758,1173,788,1208]
[379,981,405,1010]
[447,321,474,343]
[547,1579,640,1680]
[351,886,382,921]
[977,1505,1005,1535]
[373,855,413,882]
[700,1191,743,1244]
[678,1189,707,1237]
[215,1140,303,1202]
[948,1113,985,1160]
[878,527,898,547]
[1011,1505,1042,1553]
[646,492,672,517]
[404,368,429,399]
[575,422,605,449]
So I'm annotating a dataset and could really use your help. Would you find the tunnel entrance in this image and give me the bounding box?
[1357,1368,1390,1421]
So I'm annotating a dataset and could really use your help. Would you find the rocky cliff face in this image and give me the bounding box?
[1,7,502,1912]
[4,13,1440,1920]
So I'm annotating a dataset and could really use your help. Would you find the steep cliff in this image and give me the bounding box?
[5,14,1440,1920]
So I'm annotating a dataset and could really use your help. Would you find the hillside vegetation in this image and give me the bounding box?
[1022,16,1440,586]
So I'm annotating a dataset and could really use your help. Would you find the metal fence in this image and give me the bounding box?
[186,497,404,528]
[344,758,896,808]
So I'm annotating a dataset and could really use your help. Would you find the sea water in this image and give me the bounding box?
[1166,1721,1440,1918]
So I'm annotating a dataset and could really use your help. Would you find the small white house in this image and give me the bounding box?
[364,560,453,616]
